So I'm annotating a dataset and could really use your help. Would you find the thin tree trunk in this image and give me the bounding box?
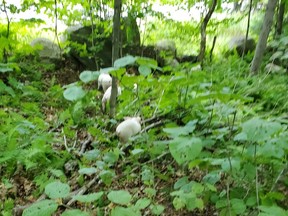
[110,0,121,117]
[242,0,253,59]
[250,0,278,74]
[275,0,285,36]
[198,0,217,67]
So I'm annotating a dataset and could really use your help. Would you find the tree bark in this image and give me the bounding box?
[275,0,285,36]
[110,0,122,117]
[241,0,253,60]
[250,0,278,74]
[198,0,217,67]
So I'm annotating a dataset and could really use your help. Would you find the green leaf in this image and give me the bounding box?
[109,67,126,77]
[169,137,202,165]
[79,70,99,83]
[73,192,103,203]
[239,118,282,142]
[0,67,13,73]
[63,86,86,101]
[79,167,97,175]
[150,204,165,215]
[83,149,100,161]
[99,170,115,186]
[134,198,151,210]
[144,188,156,197]
[111,206,140,216]
[163,120,197,138]
[131,148,145,155]
[23,200,58,216]
[230,198,246,214]
[138,65,151,76]
[259,205,287,216]
[173,197,186,210]
[61,209,90,216]
[136,57,158,69]
[45,182,70,199]
[114,55,136,68]
[174,177,189,190]
[108,190,132,205]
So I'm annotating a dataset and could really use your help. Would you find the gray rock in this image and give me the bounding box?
[228,36,256,56]
[31,38,61,60]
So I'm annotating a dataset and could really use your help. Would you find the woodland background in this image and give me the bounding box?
[0,0,288,215]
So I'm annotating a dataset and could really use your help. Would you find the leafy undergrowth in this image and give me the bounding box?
[1,55,288,216]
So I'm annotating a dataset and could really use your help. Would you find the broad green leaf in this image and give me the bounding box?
[163,120,197,138]
[134,198,151,210]
[61,209,90,216]
[111,206,140,216]
[231,198,246,214]
[79,70,99,83]
[138,65,151,76]
[99,170,115,186]
[202,171,221,185]
[103,152,118,164]
[239,118,282,142]
[169,137,202,165]
[269,51,283,61]
[23,200,58,216]
[131,148,144,155]
[173,197,186,210]
[280,52,288,60]
[100,67,116,73]
[83,149,100,161]
[114,55,136,68]
[0,67,13,73]
[109,67,126,77]
[136,57,158,69]
[150,204,165,215]
[79,167,97,175]
[45,182,70,199]
[174,176,189,190]
[108,190,132,205]
[246,196,257,206]
[63,86,86,101]
[259,205,287,216]
[73,192,103,203]
[144,188,156,197]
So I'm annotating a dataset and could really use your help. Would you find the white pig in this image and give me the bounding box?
[116,117,141,143]
[102,86,122,112]
[98,73,112,92]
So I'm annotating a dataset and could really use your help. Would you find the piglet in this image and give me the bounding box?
[116,117,141,143]
[102,86,122,112]
[98,73,112,92]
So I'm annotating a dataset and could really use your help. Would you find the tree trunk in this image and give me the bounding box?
[275,0,285,36]
[250,0,278,74]
[110,0,122,117]
[198,0,217,67]
[242,0,253,59]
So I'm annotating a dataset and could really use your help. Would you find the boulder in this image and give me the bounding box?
[30,38,61,62]
[228,36,256,56]
[155,39,177,67]
[66,17,141,70]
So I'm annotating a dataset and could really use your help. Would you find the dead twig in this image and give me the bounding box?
[141,120,163,133]
[77,134,93,156]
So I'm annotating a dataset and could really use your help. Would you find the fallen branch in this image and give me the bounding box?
[66,175,100,206]
[141,120,163,133]
[77,134,93,156]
